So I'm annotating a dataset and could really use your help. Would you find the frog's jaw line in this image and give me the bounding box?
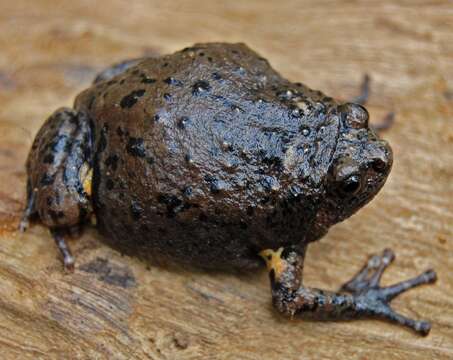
[259,247,286,280]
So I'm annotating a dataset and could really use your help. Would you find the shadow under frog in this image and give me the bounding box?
[20,43,436,335]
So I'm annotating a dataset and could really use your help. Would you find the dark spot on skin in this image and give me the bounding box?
[126,137,146,157]
[164,77,183,86]
[199,52,205,57]
[132,69,140,76]
[116,126,124,137]
[40,173,55,186]
[46,197,53,206]
[120,89,146,109]
[177,116,190,130]
[79,257,136,288]
[300,126,311,136]
[204,175,227,194]
[212,72,222,80]
[153,114,160,123]
[106,179,114,190]
[183,186,193,197]
[130,201,143,220]
[157,193,182,215]
[57,211,65,218]
[162,62,169,67]
[146,156,154,165]
[207,57,213,62]
[163,93,172,101]
[105,154,119,171]
[43,153,54,164]
[192,80,211,95]
[289,105,302,118]
[141,76,156,84]
[261,196,271,205]
[231,104,244,113]
[119,79,126,85]
[231,49,239,54]
[261,154,283,170]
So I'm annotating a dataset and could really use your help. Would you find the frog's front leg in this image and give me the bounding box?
[260,246,437,335]
[19,108,94,270]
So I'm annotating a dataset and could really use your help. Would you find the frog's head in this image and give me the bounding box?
[308,103,393,241]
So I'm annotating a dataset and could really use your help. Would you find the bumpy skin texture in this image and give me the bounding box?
[25,43,392,270]
[23,43,438,335]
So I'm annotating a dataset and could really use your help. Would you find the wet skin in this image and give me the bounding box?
[20,43,436,335]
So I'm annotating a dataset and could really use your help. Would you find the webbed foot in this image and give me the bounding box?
[341,249,437,335]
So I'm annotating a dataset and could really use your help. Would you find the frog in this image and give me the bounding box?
[19,42,436,335]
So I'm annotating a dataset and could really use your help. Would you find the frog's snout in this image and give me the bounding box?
[367,138,393,176]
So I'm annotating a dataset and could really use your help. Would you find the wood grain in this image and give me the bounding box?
[0,1,452,359]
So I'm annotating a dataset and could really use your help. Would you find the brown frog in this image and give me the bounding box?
[20,43,436,335]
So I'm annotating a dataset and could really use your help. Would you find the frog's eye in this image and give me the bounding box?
[340,174,362,195]
[340,103,369,129]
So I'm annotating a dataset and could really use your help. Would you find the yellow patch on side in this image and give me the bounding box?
[259,247,286,279]
[79,163,93,196]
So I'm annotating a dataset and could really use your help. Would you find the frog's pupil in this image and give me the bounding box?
[342,175,361,194]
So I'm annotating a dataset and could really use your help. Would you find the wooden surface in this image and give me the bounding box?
[0,1,452,359]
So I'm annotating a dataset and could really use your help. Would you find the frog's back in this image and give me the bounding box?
[74,43,340,269]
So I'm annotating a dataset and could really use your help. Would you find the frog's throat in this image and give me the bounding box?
[259,247,286,279]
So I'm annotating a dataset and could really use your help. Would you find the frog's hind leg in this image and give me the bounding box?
[22,107,94,270]
[19,179,37,232]
[260,246,437,336]
[93,58,144,84]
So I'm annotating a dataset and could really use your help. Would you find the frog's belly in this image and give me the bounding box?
[94,202,263,270]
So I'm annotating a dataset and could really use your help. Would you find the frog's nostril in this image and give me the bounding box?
[371,158,388,173]
[339,103,369,129]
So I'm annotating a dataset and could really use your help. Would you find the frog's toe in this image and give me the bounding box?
[341,248,395,293]
[51,229,76,272]
[381,269,437,301]
[357,297,433,336]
